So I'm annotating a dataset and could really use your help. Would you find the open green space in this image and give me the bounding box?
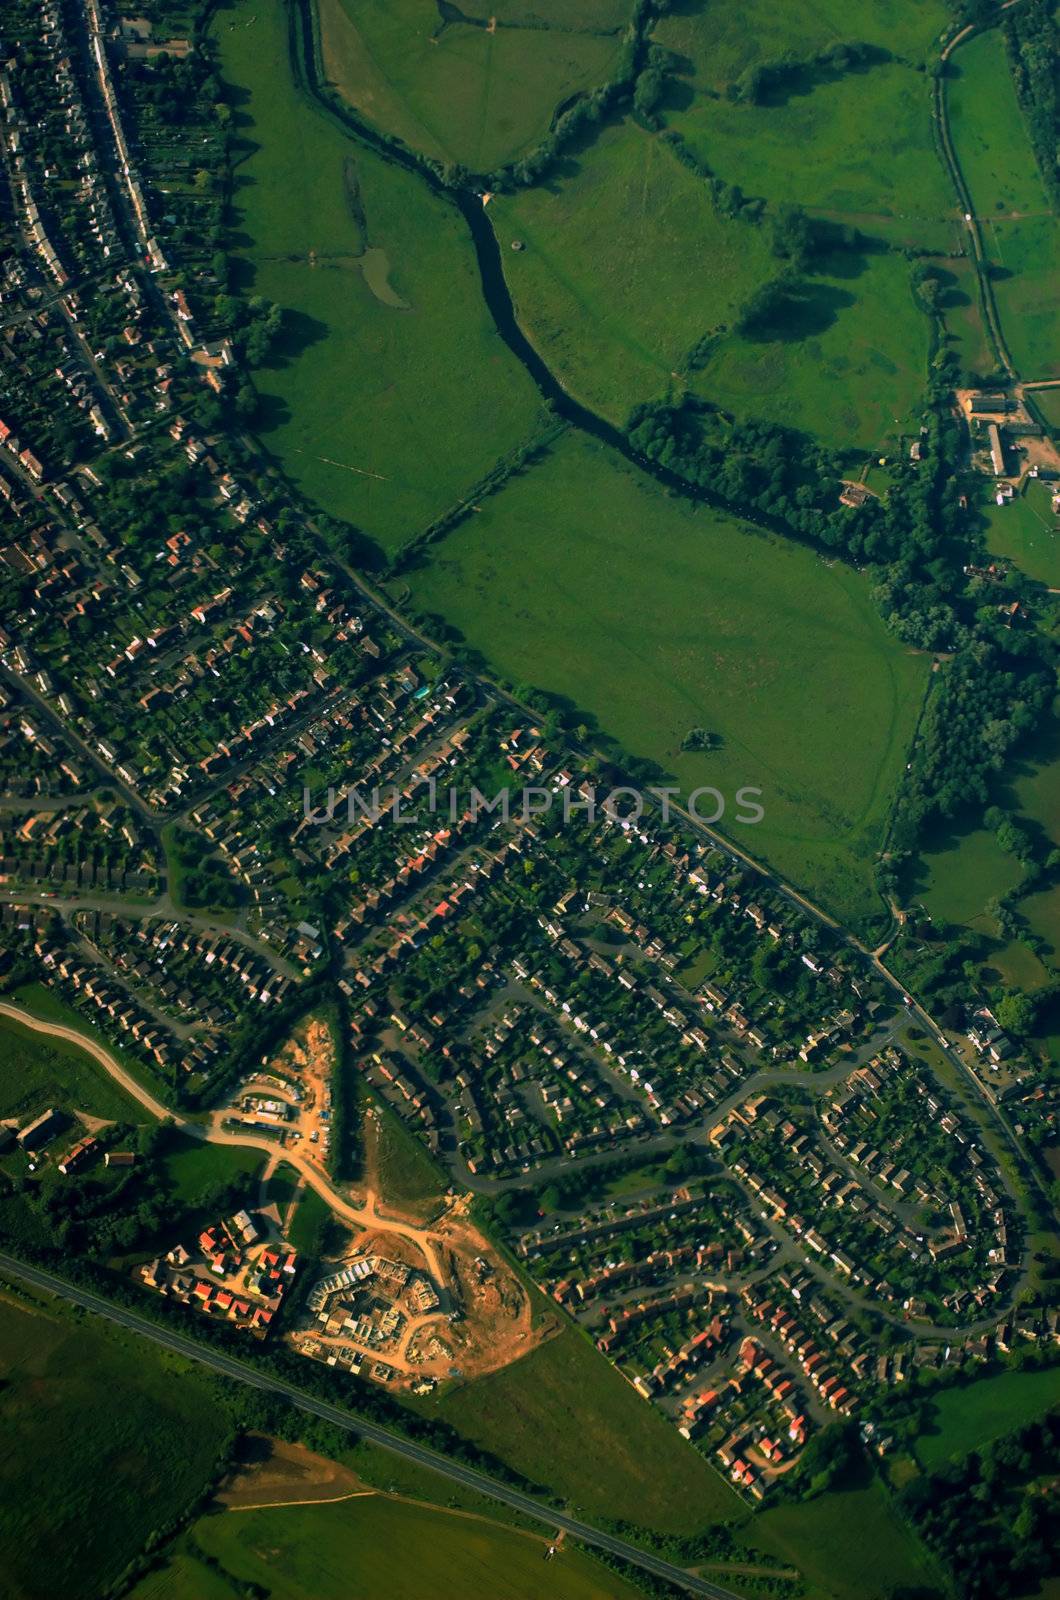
[919,823,1023,932]
[0,1013,143,1122]
[368,1096,447,1219]
[408,431,928,930]
[1032,388,1060,434]
[215,1,546,557]
[0,1293,231,1600]
[914,1367,1060,1469]
[756,1477,941,1600]
[5,982,172,1104]
[651,0,949,87]
[496,117,930,447]
[422,1323,748,1535]
[318,0,629,172]
[948,29,1050,219]
[157,1129,265,1208]
[985,216,1060,376]
[982,478,1060,588]
[131,1493,643,1600]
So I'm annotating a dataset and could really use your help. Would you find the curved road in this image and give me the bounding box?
[0,1251,744,1600]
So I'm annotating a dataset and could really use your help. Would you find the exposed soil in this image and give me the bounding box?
[217,1433,369,1509]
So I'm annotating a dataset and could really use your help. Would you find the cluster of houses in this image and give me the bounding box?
[138,1208,297,1336]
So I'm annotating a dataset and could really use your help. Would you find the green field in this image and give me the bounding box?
[947,29,1060,375]
[495,117,930,447]
[5,982,172,1103]
[0,1014,143,1122]
[423,1323,748,1535]
[318,0,629,172]
[1032,387,1060,434]
[919,823,1023,932]
[157,1129,265,1207]
[215,1,546,557]
[0,1294,231,1600]
[130,1494,644,1600]
[915,1367,1060,1469]
[982,479,1060,587]
[408,431,928,929]
[651,0,949,84]
[756,1477,941,1600]
[368,1096,447,1219]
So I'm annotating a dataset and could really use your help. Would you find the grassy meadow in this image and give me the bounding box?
[755,1476,942,1600]
[0,1013,144,1122]
[421,1322,747,1534]
[130,1494,645,1600]
[318,0,629,172]
[0,1294,230,1600]
[982,479,1060,588]
[366,1095,447,1219]
[914,1367,1060,1469]
[495,118,930,447]
[215,1,546,557]
[985,216,1060,376]
[408,432,928,930]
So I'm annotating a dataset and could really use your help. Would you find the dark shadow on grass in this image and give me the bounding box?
[742,280,856,343]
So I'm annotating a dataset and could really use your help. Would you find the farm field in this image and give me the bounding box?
[1032,388,1060,432]
[918,822,1023,932]
[947,29,1060,375]
[317,0,629,172]
[755,1477,942,1600]
[407,431,928,931]
[0,1013,143,1122]
[495,117,930,447]
[0,1294,230,1600]
[421,1322,748,1535]
[982,479,1060,588]
[940,258,994,379]
[214,2,546,558]
[914,1367,1060,1469]
[650,0,949,85]
[129,1494,645,1600]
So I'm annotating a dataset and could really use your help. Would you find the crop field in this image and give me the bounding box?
[318,0,629,172]
[756,1477,941,1600]
[982,479,1060,588]
[915,1367,1060,1469]
[408,432,927,930]
[214,3,546,557]
[0,1014,143,1122]
[130,1494,645,1600]
[422,1322,747,1535]
[0,1295,230,1600]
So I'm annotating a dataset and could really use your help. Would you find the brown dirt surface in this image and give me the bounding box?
[217,1434,370,1509]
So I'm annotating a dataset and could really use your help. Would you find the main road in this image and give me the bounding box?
[0,1251,744,1600]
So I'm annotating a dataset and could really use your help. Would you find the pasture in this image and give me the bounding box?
[0,1295,230,1600]
[0,1013,143,1122]
[948,29,1049,219]
[986,217,1060,377]
[215,2,546,557]
[318,0,628,172]
[982,479,1060,588]
[914,1367,1060,1469]
[498,116,931,447]
[408,432,927,931]
[756,1477,942,1600]
[132,1495,645,1600]
[918,822,1023,932]
[423,1322,747,1534]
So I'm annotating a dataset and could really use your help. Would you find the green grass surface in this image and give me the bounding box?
[1032,388,1060,433]
[985,217,1060,376]
[319,0,628,171]
[948,29,1050,218]
[284,1180,333,1254]
[5,981,172,1103]
[982,479,1060,587]
[132,1493,644,1600]
[756,1477,940,1600]
[422,1323,748,1534]
[919,823,1023,931]
[496,117,930,447]
[0,1014,143,1122]
[215,0,546,557]
[369,1097,447,1218]
[0,1293,230,1600]
[915,1367,1060,1469]
[157,1130,264,1207]
[409,431,927,930]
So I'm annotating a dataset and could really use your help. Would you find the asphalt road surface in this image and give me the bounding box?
[0,1252,746,1600]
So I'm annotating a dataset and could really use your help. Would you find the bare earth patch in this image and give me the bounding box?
[217,1434,370,1510]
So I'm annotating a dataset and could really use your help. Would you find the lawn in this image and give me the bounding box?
[0,1013,144,1122]
[0,1293,231,1600]
[131,1494,645,1600]
[318,0,630,172]
[421,1323,746,1535]
[915,1367,1060,1469]
[982,478,1060,588]
[408,431,928,931]
[755,1477,941,1600]
[214,0,546,557]
[495,115,931,447]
